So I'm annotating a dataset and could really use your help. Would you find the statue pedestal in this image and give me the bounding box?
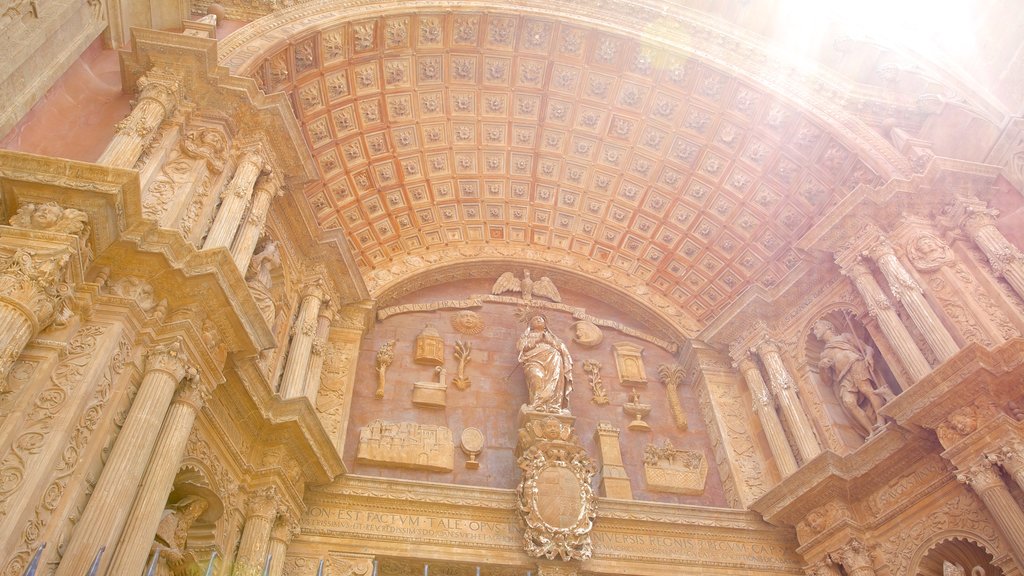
[515,405,596,562]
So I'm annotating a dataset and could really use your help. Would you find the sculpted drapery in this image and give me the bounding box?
[517,315,574,414]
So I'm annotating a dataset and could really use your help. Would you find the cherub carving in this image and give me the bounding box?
[9,201,89,238]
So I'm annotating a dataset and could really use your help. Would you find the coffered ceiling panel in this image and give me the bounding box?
[249,11,883,325]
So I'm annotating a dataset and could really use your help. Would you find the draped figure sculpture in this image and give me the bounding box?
[813,319,892,438]
[517,315,574,414]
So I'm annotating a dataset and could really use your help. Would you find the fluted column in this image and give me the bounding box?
[55,340,197,576]
[831,539,875,576]
[231,177,281,273]
[98,74,179,168]
[961,207,1024,302]
[267,514,298,576]
[956,457,1024,565]
[736,356,798,476]
[865,239,959,360]
[232,487,280,576]
[106,376,212,576]
[279,281,326,399]
[305,304,334,405]
[755,340,821,463]
[203,150,267,251]
[842,259,932,381]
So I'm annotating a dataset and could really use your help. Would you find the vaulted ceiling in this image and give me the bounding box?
[237,6,905,334]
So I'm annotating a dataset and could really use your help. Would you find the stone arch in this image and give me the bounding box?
[372,256,693,344]
[212,0,923,331]
[909,532,1004,576]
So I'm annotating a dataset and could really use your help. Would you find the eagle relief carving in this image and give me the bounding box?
[492,270,562,302]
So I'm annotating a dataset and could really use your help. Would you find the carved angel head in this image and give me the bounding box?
[10,201,89,237]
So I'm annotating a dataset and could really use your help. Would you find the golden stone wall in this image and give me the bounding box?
[3,2,1024,576]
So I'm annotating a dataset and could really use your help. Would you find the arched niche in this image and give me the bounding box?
[912,534,1003,576]
[802,304,901,448]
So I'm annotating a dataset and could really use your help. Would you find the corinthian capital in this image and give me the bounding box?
[955,458,1003,492]
[136,71,180,111]
[831,538,872,572]
[960,205,999,235]
[145,338,198,382]
[247,485,281,519]
[174,373,210,411]
[0,246,73,327]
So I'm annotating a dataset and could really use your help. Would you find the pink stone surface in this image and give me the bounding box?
[0,37,130,162]
[344,278,727,507]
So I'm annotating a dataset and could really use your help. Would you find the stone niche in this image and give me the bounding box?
[356,420,454,472]
[642,441,707,495]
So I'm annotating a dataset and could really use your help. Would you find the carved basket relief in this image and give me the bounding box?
[642,441,707,495]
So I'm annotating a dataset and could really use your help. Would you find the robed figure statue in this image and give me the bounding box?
[813,319,893,438]
[517,315,574,414]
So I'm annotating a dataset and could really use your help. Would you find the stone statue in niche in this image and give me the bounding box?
[517,315,573,414]
[246,238,280,327]
[492,270,562,302]
[813,319,894,438]
[152,495,209,569]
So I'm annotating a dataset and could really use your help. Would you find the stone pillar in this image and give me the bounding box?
[55,340,197,576]
[203,150,268,251]
[0,245,72,382]
[831,539,875,576]
[232,487,280,576]
[755,340,821,463]
[956,457,1024,565]
[593,422,633,499]
[305,304,334,405]
[106,376,212,576]
[961,206,1024,302]
[98,74,179,168]
[230,176,281,273]
[865,239,959,360]
[267,514,298,576]
[736,356,798,477]
[278,281,326,399]
[841,259,932,381]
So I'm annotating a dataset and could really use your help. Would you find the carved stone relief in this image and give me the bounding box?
[356,420,454,472]
[450,310,484,334]
[642,440,707,495]
[516,414,595,562]
[412,366,448,408]
[612,342,647,387]
[581,360,608,405]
